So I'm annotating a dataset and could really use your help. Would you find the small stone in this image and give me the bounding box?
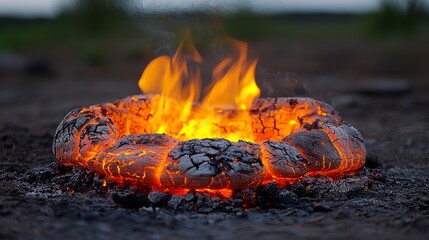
[167,195,185,210]
[277,190,299,206]
[235,209,247,217]
[66,168,94,192]
[184,192,196,202]
[112,193,150,209]
[312,203,332,212]
[291,182,307,197]
[197,207,213,214]
[148,191,171,206]
[232,199,244,207]
[334,210,351,220]
[23,167,53,183]
[418,203,428,210]
[370,171,386,183]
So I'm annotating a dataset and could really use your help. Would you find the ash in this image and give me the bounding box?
[3,150,428,240]
[24,163,380,213]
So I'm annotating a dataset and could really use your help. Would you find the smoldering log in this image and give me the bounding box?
[89,134,178,185]
[53,104,120,167]
[260,140,308,178]
[53,96,155,167]
[283,129,342,172]
[319,123,366,171]
[250,97,340,142]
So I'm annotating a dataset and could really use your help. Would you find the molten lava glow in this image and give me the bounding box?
[138,40,260,142]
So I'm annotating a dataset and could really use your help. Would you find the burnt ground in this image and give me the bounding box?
[1,39,429,239]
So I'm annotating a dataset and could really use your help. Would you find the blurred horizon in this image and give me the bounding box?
[1,0,428,18]
[0,0,428,128]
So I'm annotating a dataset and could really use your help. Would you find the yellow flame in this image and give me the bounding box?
[204,40,260,110]
[138,40,260,142]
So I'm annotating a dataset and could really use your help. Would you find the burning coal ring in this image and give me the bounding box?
[53,94,366,190]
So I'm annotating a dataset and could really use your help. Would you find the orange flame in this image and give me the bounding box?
[138,40,260,142]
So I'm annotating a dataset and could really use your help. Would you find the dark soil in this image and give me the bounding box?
[1,39,428,239]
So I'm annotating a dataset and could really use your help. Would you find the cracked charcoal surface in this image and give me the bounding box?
[320,123,366,171]
[93,134,178,184]
[250,97,340,141]
[52,94,366,190]
[283,129,341,172]
[261,140,308,178]
[161,139,264,189]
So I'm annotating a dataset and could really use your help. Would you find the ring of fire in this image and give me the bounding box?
[53,41,366,197]
[53,94,366,194]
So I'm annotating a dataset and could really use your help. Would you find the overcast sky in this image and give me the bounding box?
[0,0,424,17]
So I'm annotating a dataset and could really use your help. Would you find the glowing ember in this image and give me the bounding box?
[53,41,366,196]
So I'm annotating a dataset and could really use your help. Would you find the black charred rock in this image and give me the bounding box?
[50,162,73,175]
[167,195,186,210]
[112,193,150,209]
[52,173,73,186]
[23,167,53,183]
[234,189,256,207]
[370,170,386,183]
[291,182,307,198]
[255,182,299,209]
[66,167,94,192]
[312,203,332,212]
[148,191,171,207]
[277,189,300,206]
